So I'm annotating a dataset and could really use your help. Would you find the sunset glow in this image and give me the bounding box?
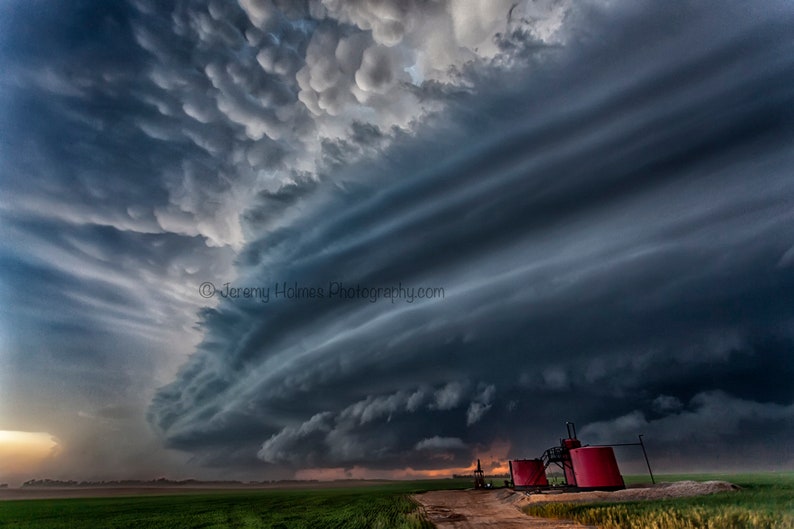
[0,431,59,477]
[294,441,512,481]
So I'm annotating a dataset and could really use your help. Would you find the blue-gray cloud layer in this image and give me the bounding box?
[149,2,794,472]
[0,0,568,479]
[2,0,793,481]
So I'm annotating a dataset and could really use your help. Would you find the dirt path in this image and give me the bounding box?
[413,490,595,529]
[413,481,739,528]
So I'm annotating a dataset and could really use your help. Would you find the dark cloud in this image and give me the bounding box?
[2,0,793,483]
[148,0,794,474]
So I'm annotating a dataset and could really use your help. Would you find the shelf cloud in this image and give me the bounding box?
[1,0,793,481]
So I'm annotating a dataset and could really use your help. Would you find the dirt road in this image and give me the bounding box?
[413,490,595,529]
[412,481,738,528]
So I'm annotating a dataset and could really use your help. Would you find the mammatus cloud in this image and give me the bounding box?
[126,0,569,249]
[0,0,562,480]
[148,0,794,476]
[2,0,794,482]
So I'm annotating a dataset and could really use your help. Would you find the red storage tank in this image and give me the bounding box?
[569,447,624,490]
[510,459,548,489]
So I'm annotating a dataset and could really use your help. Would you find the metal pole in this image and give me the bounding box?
[566,421,577,439]
[586,443,643,447]
[639,435,655,484]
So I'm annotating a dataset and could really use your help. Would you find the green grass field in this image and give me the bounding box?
[2,474,792,528]
[0,479,469,529]
[525,472,794,529]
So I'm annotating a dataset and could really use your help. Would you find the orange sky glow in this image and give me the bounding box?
[294,440,511,481]
[0,430,60,480]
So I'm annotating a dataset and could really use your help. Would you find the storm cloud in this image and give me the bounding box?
[147,1,794,474]
[1,0,793,482]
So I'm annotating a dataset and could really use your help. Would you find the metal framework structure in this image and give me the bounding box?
[473,458,486,489]
[508,421,655,491]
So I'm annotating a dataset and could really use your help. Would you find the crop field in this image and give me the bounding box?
[2,474,792,528]
[0,479,469,529]
[525,473,794,529]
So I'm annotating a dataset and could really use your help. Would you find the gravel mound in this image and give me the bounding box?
[516,480,739,506]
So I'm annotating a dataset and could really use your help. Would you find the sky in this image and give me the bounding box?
[1,0,793,486]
